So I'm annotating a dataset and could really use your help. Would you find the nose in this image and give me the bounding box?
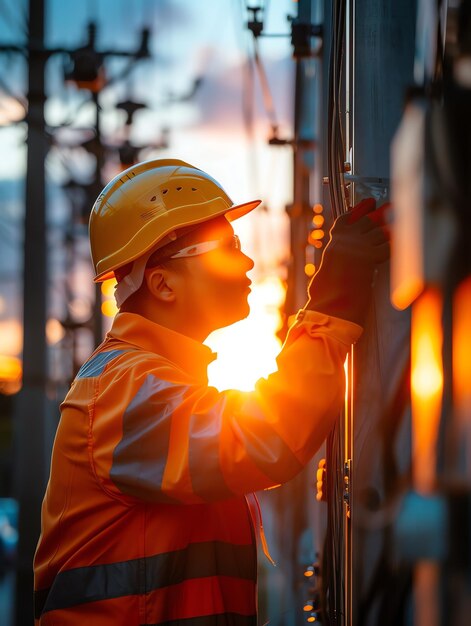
[202,248,254,279]
[241,251,255,273]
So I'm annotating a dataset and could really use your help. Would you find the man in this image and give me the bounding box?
[34,159,388,625]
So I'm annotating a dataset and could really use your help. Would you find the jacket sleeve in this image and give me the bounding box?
[91,310,362,504]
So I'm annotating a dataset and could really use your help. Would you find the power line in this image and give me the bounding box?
[252,37,279,131]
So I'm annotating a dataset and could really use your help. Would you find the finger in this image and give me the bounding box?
[366,202,391,227]
[367,226,389,245]
[346,198,376,224]
[354,214,379,234]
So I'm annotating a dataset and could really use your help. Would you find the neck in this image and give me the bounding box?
[120,293,210,343]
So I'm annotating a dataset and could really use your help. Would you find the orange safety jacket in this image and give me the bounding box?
[34,310,361,626]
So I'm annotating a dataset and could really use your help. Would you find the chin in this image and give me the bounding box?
[215,303,251,331]
[233,300,251,323]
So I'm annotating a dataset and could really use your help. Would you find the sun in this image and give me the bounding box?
[205,275,286,391]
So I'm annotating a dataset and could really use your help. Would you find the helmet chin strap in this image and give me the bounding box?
[114,230,182,308]
[114,249,155,308]
[114,220,230,307]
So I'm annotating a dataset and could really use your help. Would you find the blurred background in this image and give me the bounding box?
[0,0,298,397]
[0,1,308,623]
[2,1,471,625]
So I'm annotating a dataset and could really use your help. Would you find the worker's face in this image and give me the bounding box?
[172,218,254,337]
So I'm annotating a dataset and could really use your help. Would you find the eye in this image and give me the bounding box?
[224,236,239,251]
[218,234,240,253]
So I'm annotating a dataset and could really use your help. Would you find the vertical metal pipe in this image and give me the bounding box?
[13,0,49,623]
[344,2,354,622]
[286,0,317,314]
[92,91,103,347]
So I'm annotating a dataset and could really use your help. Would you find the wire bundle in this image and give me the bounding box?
[323,0,348,624]
[327,0,348,220]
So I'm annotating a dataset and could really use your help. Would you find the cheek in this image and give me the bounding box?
[209,279,237,304]
[203,279,248,319]
[183,261,248,316]
[201,252,247,279]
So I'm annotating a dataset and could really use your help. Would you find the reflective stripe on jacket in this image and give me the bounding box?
[34,310,361,625]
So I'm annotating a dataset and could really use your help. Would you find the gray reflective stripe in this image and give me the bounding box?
[142,614,257,626]
[236,399,303,483]
[34,541,256,618]
[76,350,126,379]
[189,397,234,501]
[110,376,187,503]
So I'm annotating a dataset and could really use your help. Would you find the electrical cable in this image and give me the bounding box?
[322,1,349,624]
[237,1,261,200]
[326,0,422,620]
[327,0,347,220]
[242,43,256,147]
[240,0,289,204]
[245,8,290,131]
[252,35,278,132]
[243,0,283,134]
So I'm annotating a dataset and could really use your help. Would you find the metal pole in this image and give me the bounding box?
[13,0,49,623]
[92,91,103,347]
[344,3,354,622]
[286,0,316,314]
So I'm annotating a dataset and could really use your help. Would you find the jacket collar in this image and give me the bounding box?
[106,312,216,383]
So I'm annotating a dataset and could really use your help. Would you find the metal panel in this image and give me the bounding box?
[351,2,417,625]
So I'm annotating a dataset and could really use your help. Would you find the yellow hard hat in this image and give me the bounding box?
[89,159,261,282]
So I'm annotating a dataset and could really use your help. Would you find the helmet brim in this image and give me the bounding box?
[94,198,262,283]
[225,199,262,221]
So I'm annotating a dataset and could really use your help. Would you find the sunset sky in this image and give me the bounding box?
[0,0,301,391]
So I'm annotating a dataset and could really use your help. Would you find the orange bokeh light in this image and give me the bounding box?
[453,276,471,417]
[102,300,119,318]
[0,355,22,395]
[101,278,118,318]
[101,278,117,297]
[0,355,22,381]
[309,229,325,241]
[411,287,443,494]
[304,263,316,277]
[46,318,65,345]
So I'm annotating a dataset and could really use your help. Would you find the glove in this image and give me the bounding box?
[306,198,390,326]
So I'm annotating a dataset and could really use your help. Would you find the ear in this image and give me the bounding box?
[144,268,177,303]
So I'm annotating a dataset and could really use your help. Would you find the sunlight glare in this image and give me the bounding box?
[0,355,22,395]
[410,287,443,494]
[205,276,286,391]
[453,277,471,417]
